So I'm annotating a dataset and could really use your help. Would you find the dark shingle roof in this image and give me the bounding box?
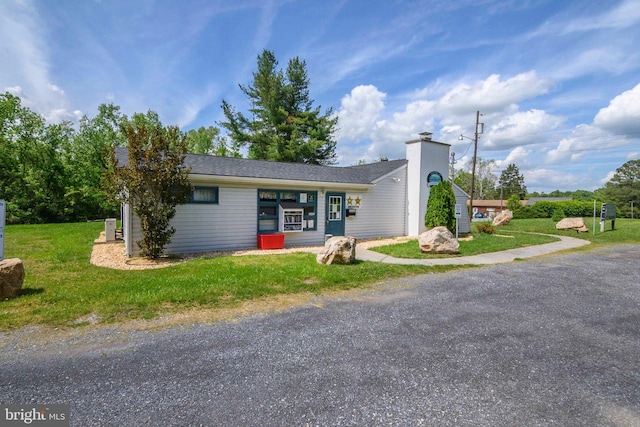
[115,147,406,185]
[525,197,572,206]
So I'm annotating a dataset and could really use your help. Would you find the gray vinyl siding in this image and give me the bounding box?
[345,168,407,239]
[454,185,471,234]
[164,187,257,254]
[128,186,330,256]
[128,187,257,256]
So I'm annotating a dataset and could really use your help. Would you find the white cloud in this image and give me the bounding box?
[524,167,598,191]
[366,99,437,159]
[174,84,220,128]
[563,0,640,33]
[545,125,604,165]
[438,71,555,115]
[335,84,439,164]
[532,0,640,38]
[496,146,532,170]
[484,109,565,150]
[335,72,563,165]
[336,85,386,141]
[599,170,616,187]
[593,82,640,134]
[0,0,80,123]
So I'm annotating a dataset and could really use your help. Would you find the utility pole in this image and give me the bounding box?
[468,110,482,219]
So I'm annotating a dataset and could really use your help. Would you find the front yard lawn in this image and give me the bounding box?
[1,222,450,329]
[370,230,559,259]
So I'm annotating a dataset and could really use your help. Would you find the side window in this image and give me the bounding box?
[190,186,219,204]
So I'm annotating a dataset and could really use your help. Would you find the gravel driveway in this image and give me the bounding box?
[2,245,639,426]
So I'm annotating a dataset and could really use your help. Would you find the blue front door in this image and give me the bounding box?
[325,192,345,236]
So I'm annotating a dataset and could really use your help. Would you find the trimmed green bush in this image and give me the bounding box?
[425,180,456,232]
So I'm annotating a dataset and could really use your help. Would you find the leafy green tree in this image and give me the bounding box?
[499,163,527,200]
[601,159,640,217]
[454,158,498,199]
[0,92,72,223]
[63,103,127,220]
[184,126,240,157]
[221,49,338,165]
[106,114,193,259]
[454,170,472,195]
[506,194,522,212]
[425,180,456,232]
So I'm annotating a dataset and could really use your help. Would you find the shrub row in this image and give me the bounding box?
[514,200,599,219]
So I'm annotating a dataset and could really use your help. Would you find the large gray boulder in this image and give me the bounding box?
[418,226,459,254]
[316,236,357,265]
[492,210,513,226]
[0,258,25,300]
[556,217,589,232]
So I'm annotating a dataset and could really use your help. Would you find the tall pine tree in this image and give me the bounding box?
[221,50,338,165]
[499,164,527,200]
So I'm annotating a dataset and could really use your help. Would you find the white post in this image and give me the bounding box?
[593,200,596,236]
[454,203,462,240]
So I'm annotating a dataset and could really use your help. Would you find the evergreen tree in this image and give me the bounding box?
[499,164,527,200]
[425,181,456,232]
[221,49,338,165]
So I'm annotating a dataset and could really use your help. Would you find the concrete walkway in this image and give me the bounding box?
[356,234,591,265]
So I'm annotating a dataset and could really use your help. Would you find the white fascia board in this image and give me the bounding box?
[188,174,373,191]
[371,164,407,184]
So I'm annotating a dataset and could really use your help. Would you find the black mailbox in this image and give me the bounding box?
[346,208,357,217]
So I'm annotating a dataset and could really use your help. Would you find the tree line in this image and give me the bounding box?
[452,157,640,218]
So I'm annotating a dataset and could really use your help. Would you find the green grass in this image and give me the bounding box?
[371,229,559,259]
[0,222,451,329]
[502,217,640,247]
[3,218,637,330]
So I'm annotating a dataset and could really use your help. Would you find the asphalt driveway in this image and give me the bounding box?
[1,245,639,426]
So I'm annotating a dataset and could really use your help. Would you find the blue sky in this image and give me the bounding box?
[2,0,639,193]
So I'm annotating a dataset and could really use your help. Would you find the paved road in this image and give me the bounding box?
[1,245,639,426]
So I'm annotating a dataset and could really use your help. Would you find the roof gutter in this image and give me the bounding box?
[188,174,374,191]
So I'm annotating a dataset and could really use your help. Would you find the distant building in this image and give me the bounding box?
[467,199,527,217]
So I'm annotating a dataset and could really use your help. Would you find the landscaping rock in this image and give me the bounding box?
[317,236,357,265]
[556,217,589,232]
[0,258,25,300]
[492,210,513,226]
[418,226,459,254]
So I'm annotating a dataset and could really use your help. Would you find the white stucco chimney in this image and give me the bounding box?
[405,132,450,236]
